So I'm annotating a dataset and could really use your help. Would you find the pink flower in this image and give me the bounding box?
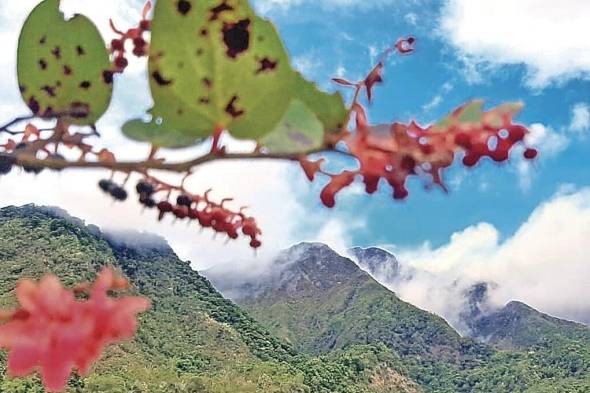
[0,268,150,392]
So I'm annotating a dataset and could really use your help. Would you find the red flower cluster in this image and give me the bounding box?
[0,268,150,392]
[303,100,537,208]
[109,1,152,72]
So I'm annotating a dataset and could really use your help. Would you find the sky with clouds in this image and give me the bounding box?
[0,1,589,323]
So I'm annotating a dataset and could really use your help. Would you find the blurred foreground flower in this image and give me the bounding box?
[0,268,150,392]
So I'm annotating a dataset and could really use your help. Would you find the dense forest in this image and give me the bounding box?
[0,205,588,392]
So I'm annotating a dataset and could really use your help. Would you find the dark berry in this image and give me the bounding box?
[133,37,146,48]
[110,186,128,201]
[114,56,128,69]
[524,148,538,160]
[176,194,192,206]
[48,154,65,171]
[139,20,151,30]
[111,39,124,51]
[173,205,189,219]
[136,180,155,195]
[157,201,173,213]
[0,154,16,175]
[132,46,146,57]
[23,164,44,175]
[98,179,114,193]
[250,239,262,249]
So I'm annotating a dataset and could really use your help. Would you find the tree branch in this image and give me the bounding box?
[13,146,351,173]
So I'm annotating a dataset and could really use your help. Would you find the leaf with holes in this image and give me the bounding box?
[138,0,297,147]
[17,0,113,125]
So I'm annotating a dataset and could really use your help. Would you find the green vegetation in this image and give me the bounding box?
[0,205,415,392]
[234,244,590,392]
[0,205,588,392]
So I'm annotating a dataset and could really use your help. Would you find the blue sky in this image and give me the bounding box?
[0,0,589,323]
[258,0,590,249]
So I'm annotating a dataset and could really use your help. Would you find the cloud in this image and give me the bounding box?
[383,187,590,328]
[570,103,590,136]
[439,0,590,88]
[0,0,355,273]
[515,123,569,191]
[254,0,405,14]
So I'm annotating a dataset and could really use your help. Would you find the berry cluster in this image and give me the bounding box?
[109,2,152,72]
[98,179,128,201]
[97,178,262,248]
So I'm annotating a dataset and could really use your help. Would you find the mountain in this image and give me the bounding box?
[469,300,590,350]
[0,205,419,393]
[206,242,590,393]
[349,247,403,284]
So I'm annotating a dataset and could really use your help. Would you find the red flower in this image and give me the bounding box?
[0,268,150,392]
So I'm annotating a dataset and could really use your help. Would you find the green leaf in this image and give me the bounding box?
[122,119,201,149]
[290,72,347,135]
[144,0,296,146]
[260,100,323,154]
[17,0,113,125]
[260,75,346,153]
[434,100,524,131]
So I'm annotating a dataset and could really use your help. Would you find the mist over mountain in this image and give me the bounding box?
[1,205,589,392]
[206,241,590,391]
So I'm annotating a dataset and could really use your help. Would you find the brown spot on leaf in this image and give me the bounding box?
[177,0,191,15]
[76,45,85,56]
[38,59,48,70]
[27,96,40,114]
[199,97,210,104]
[222,19,250,59]
[202,78,212,88]
[63,65,72,75]
[70,102,90,118]
[41,85,56,97]
[200,29,208,37]
[225,95,244,118]
[56,81,62,87]
[39,36,47,45]
[80,81,91,89]
[42,107,55,118]
[177,109,184,115]
[51,46,61,59]
[102,70,114,84]
[209,2,233,21]
[19,85,26,93]
[196,48,204,56]
[256,57,278,74]
[152,71,173,86]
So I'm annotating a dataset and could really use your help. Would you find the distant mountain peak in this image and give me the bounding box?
[349,246,401,283]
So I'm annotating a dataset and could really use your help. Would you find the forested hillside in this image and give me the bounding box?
[0,205,418,392]
[207,243,590,393]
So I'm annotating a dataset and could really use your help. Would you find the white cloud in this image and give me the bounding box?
[0,0,358,272]
[570,103,590,136]
[422,95,442,112]
[254,0,405,14]
[515,123,569,191]
[384,187,590,327]
[440,0,590,88]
